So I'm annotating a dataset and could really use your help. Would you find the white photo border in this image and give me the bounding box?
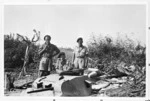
[0,0,149,101]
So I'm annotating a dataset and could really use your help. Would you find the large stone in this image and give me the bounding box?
[61,76,92,96]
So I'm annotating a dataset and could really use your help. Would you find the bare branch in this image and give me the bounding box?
[17,33,30,44]
[33,29,36,33]
[25,36,29,41]
[31,34,36,42]
[17,33,25,41]
[32,29,40,42]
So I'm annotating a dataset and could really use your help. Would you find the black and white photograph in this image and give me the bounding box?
[1,0,150,100]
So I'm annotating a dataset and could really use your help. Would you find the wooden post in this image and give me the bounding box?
[4,72,15,91]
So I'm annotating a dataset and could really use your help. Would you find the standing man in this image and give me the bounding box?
[72,37,88,74]
[38,35,60,77]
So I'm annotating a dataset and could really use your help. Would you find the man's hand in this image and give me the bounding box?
[77,55,84,58]
[39,45,47,55]
[43,45,48,51]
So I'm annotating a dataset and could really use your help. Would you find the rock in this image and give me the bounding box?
[61,76,92,96]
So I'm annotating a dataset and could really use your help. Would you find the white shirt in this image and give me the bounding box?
[73,45,88,58]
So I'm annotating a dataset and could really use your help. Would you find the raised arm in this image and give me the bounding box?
[38,44,47,56]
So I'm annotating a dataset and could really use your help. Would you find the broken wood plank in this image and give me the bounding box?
[14,78,34,89]
[27,87,54,94]
[15,81,33,89]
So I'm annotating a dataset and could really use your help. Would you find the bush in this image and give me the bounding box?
[87,34,146,74]
[4,34,73,71]
[4,34,38,70]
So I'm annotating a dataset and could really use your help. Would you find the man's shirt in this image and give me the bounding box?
[39,43,60,58]
[73,45,88,58]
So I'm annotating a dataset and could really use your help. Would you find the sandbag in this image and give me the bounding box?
[61,76,92,96]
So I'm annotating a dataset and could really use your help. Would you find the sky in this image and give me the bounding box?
[4,5,146,48]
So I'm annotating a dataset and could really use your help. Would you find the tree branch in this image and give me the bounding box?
[32,29,40,42]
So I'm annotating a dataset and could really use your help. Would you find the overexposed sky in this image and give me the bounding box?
[4,5,146,48]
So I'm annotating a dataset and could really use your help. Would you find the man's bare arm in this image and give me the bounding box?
[38,45,47,56]
[72,53,75,64]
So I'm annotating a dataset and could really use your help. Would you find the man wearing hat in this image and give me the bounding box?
[38,35,60,77]
[72,37,88,73]
[56,52,67,71]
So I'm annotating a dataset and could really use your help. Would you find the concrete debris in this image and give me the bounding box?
[61,76,92,96]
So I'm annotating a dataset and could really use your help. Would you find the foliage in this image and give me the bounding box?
[4,34,39,70]
[87,34,146,97]
[4,34,73,70]
[87,34,146,73]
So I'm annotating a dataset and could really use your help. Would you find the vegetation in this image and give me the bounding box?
[4,33,73,76]
[4,32,146,97]
[4,34,38,70]
[87,34,146,97]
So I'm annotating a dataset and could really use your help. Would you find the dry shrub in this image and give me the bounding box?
[87,34,146,97]
[4,34,39,70]
[87,34,145,73]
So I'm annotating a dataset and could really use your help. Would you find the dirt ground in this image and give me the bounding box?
[4,74,130,97]
[5,89,25,96]
[4,67,145,97]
